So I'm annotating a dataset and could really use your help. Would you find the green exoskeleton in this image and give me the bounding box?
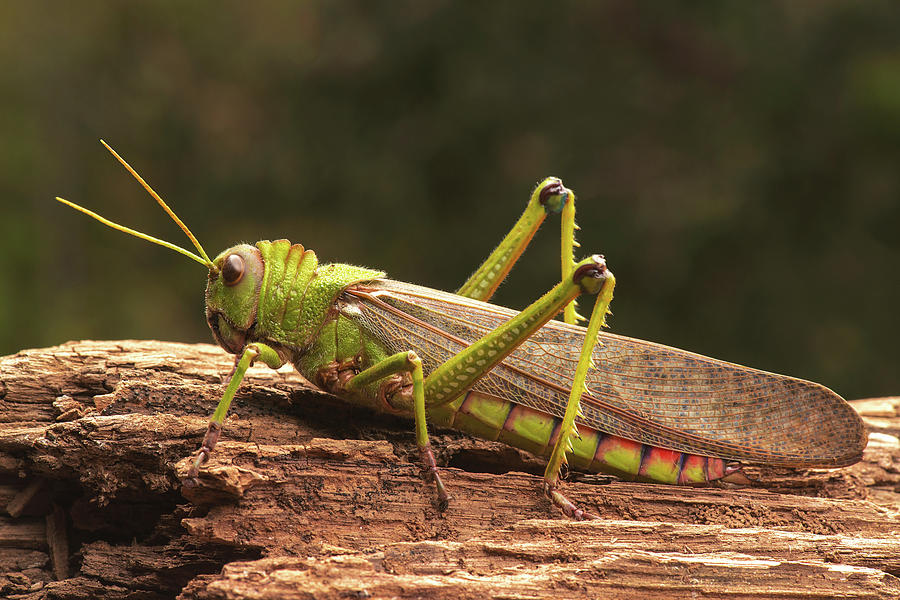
[56,141,867,519]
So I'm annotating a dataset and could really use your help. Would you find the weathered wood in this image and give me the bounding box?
[0,341,898,599]
[45,505,68,581]
[6,479,46,518]
[179,552,900,600]
[0,516,45,549]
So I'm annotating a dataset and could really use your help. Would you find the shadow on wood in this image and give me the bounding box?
[1,340,899,598]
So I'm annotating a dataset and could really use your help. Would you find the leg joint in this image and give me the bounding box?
[378,374,414,414]
[537,177,572,214]
[572,255,611,294]
[405,350,422,368]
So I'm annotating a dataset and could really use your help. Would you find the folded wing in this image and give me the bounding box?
[347,280,867,467]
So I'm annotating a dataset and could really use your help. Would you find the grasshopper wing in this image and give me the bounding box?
[347,280,867,467]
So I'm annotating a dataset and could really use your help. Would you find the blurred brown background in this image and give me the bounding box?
[1,2,897,400]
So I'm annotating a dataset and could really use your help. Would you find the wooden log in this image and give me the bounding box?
[0,341,898,599]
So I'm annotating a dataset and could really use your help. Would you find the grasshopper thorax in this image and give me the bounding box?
[205,238,384,358]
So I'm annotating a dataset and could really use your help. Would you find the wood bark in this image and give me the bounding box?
[1,340,898,599]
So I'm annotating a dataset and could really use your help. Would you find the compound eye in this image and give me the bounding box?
[222,254,245,286]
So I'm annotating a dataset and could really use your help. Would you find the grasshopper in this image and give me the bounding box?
[56,141,867,519]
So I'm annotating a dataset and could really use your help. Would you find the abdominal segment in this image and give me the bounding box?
[427,389,729,484]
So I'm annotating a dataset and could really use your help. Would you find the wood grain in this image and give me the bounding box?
[1,340,898,599]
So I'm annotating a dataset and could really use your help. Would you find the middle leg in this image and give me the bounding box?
[344,350,450,510]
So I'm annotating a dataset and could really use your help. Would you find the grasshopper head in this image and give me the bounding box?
[205,244,266,354]
[56,141,265,355]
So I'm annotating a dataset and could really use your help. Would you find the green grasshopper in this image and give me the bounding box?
[56,141,867,519]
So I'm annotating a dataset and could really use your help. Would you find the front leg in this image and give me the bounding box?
[188,341,284,478]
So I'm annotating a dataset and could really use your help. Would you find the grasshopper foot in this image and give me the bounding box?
[721,462,750,485]
[186,448,209,479]
[543,482,598,521]
[187,422,222,479]
[419,444,451,511]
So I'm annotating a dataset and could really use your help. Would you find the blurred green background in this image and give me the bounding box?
[1,2,897,400]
